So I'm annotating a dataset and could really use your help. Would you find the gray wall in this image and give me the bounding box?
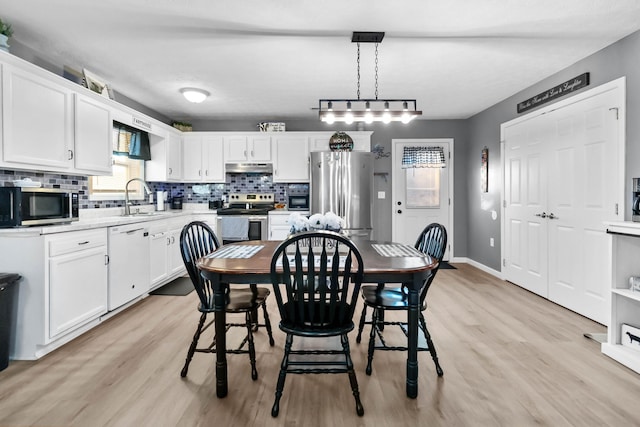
[466,30,640,271]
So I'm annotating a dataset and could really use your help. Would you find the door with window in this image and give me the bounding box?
[392,139,452,260]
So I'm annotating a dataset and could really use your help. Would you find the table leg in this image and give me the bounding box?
[213,277,228,398]
[406,281,419,398]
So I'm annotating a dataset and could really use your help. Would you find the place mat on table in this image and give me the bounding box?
[206,245,264,259]
[372,243,425,257]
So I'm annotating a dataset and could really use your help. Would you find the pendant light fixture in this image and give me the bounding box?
[319,32,422,124]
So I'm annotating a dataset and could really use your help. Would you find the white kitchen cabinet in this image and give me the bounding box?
[1,62,74,171]
[0,228,110,360]
[309,131,373,152]
[183,133,224,182]
[268,211,298,241]
[146,132,183,181]
[272,134,310,182]
[47,229,109,339]
[167,219,185,276]
[602,222,640,374]
[224,134,271,162]
[149,221,169,287]
[108,223,150,310]
[73,93,113,175]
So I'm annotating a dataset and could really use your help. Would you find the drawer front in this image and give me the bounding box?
[48,229,107,257]
[269,213,291,227]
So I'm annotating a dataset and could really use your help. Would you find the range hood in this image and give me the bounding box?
[225,163,273,174]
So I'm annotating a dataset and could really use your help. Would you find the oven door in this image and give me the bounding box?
[217,215,268,244]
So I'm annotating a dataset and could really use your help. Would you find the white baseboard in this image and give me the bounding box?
[450,257,503,279]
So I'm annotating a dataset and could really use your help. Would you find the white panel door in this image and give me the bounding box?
[547,90,620,324]
[503,79,624,324]
[392,139,452,260]
[503,114,550,297]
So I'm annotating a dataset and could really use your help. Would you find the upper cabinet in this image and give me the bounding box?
[224,134,271,162]
[272,134,310,182]
[0,62,113,175]
[73,94,112,175]
[146,132,182,182]
[182,133,224,182]
[1,63,74,171]
[309,131,373,152]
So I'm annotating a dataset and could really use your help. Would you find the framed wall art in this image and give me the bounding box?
[83,68,114,100]
[481,147,488,193]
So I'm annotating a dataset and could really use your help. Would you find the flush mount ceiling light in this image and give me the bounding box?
[180,87,210,103]
[319,32,422,124]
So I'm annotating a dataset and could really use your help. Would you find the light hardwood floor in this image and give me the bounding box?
[1,264,639,426]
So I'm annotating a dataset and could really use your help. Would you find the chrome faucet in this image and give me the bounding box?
[124,178,152,215]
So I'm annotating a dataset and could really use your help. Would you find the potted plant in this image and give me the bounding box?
[0,18,13,53]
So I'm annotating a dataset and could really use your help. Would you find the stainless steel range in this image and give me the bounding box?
[216,193,275,243]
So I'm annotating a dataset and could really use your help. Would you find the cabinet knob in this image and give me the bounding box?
[397,210,403,214]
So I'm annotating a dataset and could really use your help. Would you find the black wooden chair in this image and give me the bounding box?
[269,230,365,417]
[356,223,447,377]
[179,221,274,380]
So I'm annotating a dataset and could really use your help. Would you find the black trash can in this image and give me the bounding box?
[0,273,20,371]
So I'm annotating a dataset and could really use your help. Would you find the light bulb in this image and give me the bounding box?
[382,101,391,124]
[364,101,373,124]
[401,101,411,124]
[344,101,354,124]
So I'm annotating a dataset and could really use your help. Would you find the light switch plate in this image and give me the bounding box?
[377,191,386,199]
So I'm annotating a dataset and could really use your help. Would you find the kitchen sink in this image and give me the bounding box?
[120,211,164,217]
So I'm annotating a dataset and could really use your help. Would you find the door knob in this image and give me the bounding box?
[535,212,547,218]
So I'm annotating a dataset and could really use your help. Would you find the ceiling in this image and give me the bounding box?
[2,0,640,123]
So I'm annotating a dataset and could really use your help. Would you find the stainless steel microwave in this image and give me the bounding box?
[0,187,79,227]
[287,185,309,211]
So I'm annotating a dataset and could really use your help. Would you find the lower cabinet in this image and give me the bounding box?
[0,228,109,360]
[149,217,189,289]
[269,211,303,241]
[48,229,109,339]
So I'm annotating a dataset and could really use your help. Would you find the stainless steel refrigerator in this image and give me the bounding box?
[310,151,373,237]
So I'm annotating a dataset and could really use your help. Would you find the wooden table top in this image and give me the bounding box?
[197,239,438,277]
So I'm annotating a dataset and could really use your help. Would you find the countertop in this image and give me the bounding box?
[0,205,219,236]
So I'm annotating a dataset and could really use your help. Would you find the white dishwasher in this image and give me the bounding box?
[108,223,150,310]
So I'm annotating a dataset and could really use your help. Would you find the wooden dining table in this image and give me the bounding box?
[197,238,438,399]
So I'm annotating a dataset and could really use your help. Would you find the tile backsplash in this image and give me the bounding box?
[0,169,305,209]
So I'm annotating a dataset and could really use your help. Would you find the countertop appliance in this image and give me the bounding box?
[310,151,373,237]
[0,187,79,228]
[287,185,309,211]
[633,178,640,222]
[170,196,183,210]
[216,193,274,243]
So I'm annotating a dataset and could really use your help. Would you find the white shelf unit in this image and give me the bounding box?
[602,221,640,374]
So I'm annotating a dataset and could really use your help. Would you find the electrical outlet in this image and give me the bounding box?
[490,238,495,247]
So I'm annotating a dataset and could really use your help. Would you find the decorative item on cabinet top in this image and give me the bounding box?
[329,132,354,151]
[258,122,285,132]
[172,121,193,132]
[82,68,114,100]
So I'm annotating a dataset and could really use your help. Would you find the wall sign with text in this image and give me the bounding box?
[517,73,590,114]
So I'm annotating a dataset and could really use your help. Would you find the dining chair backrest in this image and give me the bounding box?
[270,230,364,332]
[180,221,221,308]
[415,223,448,304]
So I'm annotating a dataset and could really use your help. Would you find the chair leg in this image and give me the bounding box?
[245,312,258,380]
[341,333,364,416]
[261,302,275,346]
[181,312,207,378]
[419,313,443,377]
[365,308,378,375]
[356,305,367,343]
[272,333,293,417]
